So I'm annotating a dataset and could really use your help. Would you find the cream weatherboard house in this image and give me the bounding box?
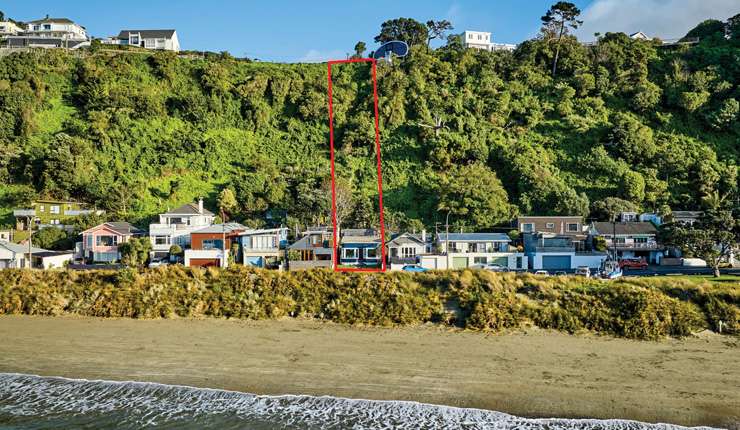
[149,199,215,259]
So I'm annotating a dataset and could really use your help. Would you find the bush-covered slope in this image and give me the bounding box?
[0,24,737,230]
[1,267,738,339]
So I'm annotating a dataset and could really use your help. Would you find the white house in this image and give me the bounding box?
[32,250,74,269]
[523,233,607,271]
[424,233,526,271]
[0,21,23,36]
[0,241,45,269]
[106,30,180,52]
[149,199,215,258]
[386,231,432,270]
[462,30,516,52]
[5,16,88,49]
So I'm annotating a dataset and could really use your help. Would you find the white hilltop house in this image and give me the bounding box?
[462,30,516,52]
[0,21,23,36]
[149,199,215,259]
[4,16,89,49]
[103,29,180,52]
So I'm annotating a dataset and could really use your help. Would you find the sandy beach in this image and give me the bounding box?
[0,315,738,428]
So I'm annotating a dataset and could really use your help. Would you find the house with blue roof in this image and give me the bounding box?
[422,232,526,270]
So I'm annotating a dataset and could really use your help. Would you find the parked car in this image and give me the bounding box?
[483,263,509,272]
[619,258,648,270]
[401,264,427,272]
[148,258,168,268]
[554,271,567,276]
[534,270,549,276]
[575,266,591,277]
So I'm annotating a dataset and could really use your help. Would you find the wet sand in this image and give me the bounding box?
[0,315,738,428]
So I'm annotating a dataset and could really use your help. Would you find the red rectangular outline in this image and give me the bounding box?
[327,58,386,272]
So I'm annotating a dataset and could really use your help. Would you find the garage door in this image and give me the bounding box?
[542,255,571,270]
[190,258,221,267]
[452,257,468,269]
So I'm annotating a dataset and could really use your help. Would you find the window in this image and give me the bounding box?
[154,236,170,245]
[86,235,93,248]
[34,25,40,31]
[516,256,523,269]
[478,35,482,40]
[614,237,626,244]
[169,217,186,225]
[39,205,45,213]
[365,247,379,259]
[634,237,648,244]
[343,248,358,259]
[447,242,457,252]
[567,223,579,232]
[546,222,555,229]
[50,205,60,214]
[96,235,118,246]
[203,239,224,250]
[250,235,275,249]
[43,24,51,30]
[130,34,139,45]
[50,219,59,225]
[474,257,487,264]
[521,223,534,233]
[468,34,472,39]
[401,247,416,258]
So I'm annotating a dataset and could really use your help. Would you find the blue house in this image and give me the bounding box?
[339,228,382,267]
[237,227,289,269]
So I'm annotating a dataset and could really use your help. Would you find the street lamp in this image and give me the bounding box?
[26,215,39,269]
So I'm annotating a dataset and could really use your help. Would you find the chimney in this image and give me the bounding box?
[421,229,426,242]
[198,198,204,214]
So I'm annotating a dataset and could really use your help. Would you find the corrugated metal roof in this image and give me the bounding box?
[192,223,246,234]
[0,241,47,254]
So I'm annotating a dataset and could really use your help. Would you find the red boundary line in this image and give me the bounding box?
[327,58,387,273]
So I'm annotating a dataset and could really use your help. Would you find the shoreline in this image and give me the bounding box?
[0,315,738,428]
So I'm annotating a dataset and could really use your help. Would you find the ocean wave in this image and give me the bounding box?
[0,373,719,430]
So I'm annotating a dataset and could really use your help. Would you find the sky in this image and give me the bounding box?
[2,0,737,62]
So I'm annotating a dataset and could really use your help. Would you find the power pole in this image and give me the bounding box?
[445,211,451,270]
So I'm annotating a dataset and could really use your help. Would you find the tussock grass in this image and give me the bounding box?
[1,267,738,340]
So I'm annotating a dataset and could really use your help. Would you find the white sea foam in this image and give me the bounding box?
[0,373,723,430]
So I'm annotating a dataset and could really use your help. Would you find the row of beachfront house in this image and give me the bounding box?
[1,15,179,51]
[4,197,703,271]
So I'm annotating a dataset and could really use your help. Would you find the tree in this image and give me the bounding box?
[0,11,4,22]
[728,13,740,40]
[620,170,645,203]
[541,1,583,77]
[426,20,453,47]
[590,197,639,221]
[33,227,73,250]
[217,188,238,220]
[118,237,152,267]
[352,41,367,59]
[660,209,738,277]
[438,163,515,228]
[168,244,183,261]
[374,18,428,47]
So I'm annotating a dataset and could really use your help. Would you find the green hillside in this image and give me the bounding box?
[0,18,737,231]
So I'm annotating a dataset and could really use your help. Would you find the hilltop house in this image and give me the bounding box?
[104,29,180,52]
[288,227,334,271]
[5,16,88,49]
[148,199,215,259]
[238,227,289,269]
[589,221,663,264]
[0,21,23,36]
[81,222,145,263]
[425,232,526,270]
[13,200,102,231]
[462,30,516,52]
[183,223,246,268]
[338,228,382,268]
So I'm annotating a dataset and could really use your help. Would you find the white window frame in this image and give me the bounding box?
[342,248,358,259]
[546,222,555,229]
[50,205,60,214]
[567,223,579,232]
[365,247,379,259]
[521,223,534,233]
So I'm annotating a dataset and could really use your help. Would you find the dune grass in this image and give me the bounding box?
[0,266,738,340]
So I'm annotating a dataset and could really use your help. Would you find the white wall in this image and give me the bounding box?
[419,253,526,270]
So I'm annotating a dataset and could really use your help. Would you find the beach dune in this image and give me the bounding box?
[0,315,738,428]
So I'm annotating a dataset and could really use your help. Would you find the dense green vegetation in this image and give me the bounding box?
[0,13,738,233]
[0,267,738,339]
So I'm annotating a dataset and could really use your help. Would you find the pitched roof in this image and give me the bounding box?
[105,222,145,236]
[164,202,214,216]
[591,222,657,235]
[117,29,176,39]
[387,233,426,246]
[288,235,332,252]
[28,17,75,24]
[192,223,246,234]
[439,233,511,242]
[0,241,47,254]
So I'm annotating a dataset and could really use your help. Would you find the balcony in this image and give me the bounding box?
[606,242,661,250]
[535,246,575,253]
[13,209,35,217]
